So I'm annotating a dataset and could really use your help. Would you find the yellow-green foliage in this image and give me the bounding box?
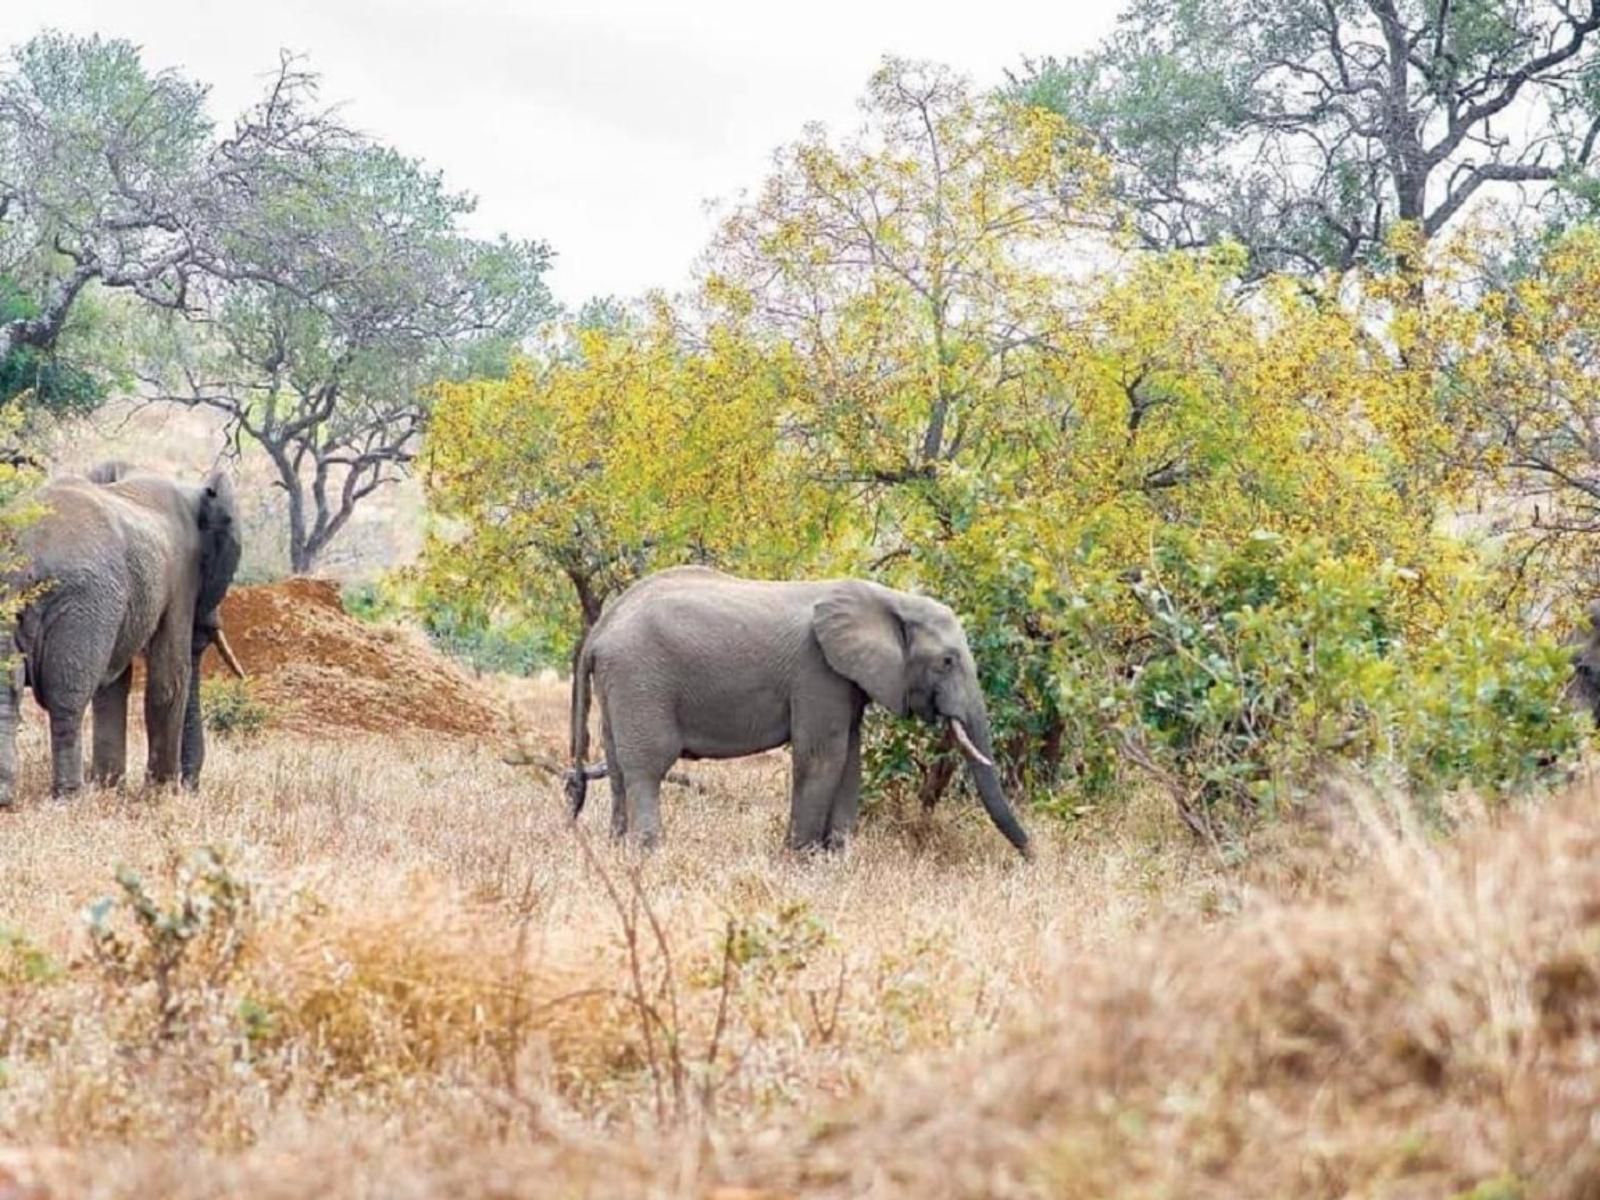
[423,314,831,659]
[1423,223,1600,607]
[420,62,1583,822]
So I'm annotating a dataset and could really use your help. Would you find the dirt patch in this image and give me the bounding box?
[197,577,505,740]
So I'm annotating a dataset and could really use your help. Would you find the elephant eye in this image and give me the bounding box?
[940,652,956,671]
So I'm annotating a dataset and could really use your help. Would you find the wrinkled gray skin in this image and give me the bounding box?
[567,566,1031,857]
[0,462,242,805]
[1567,600,1600,724]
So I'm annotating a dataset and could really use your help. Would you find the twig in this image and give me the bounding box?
[700,918,740,1112]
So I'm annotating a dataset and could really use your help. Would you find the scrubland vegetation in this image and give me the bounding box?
[10,3,1600,1195]
[1,701,1598,1198]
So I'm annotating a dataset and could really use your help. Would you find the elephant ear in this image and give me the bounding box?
[813,582,909,715]
[195,470,241,626]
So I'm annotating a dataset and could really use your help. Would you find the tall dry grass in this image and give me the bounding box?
[0,681,1592,1198]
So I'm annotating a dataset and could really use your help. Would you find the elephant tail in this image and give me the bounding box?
[565,639,596,819]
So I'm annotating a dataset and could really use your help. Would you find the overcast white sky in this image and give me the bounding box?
[1,1,1124,307]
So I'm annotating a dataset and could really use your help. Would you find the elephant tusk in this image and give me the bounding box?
[213,627,247,680]
[949,718,993,768]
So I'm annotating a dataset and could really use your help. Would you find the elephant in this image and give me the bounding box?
[0,461,244,806]
[565,566,1031,857]
[1567,600,1600,724]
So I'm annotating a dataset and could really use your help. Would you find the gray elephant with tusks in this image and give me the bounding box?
[0,461,244,806]
[566,566,1031,857]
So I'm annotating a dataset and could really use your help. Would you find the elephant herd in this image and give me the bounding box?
[20,460,1600,861]
[24,459,1600,862]
[0,462,1035,859]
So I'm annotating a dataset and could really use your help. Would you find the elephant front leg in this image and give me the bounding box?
[824,722,864,851]
[0,654,21,807]
[787,725,849,852]
[90,666,133,788]
[143,641,190,788]
[180,642,207,788]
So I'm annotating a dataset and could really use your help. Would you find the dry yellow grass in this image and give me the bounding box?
[0,679,1593,1198]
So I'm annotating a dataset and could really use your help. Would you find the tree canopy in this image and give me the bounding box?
[422,57,1582,826]
[423,312,828,663]
[145,140,554,572]
[1015,0,1600,276]
[0,33,344,368]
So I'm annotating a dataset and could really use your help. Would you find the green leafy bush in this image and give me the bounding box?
[201,678,273,737]
[415,603,558,677]
[1080,530,1585,833]
[343,580,559,677]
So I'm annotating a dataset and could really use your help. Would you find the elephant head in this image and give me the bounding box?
[813,582,1032,857]
[180,469,244,785]
[1567,600,1600,724]
[194,470,242,636]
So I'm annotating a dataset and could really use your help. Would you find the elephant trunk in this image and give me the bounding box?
[180,634,207,789]
[950,715,1031,858]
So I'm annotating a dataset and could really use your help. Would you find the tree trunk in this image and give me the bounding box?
[567,570,605,636]
[565,568,608,677]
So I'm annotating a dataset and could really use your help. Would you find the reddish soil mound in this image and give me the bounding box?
[198,577,504,740]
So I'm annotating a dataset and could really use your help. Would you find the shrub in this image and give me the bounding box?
[201,678,272,737]
[84,847,254,1039]
[414,603,559,677]
[343,580,559,676]
[1067,530,1586,836]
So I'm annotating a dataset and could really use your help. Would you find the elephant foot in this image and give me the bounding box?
[786,836,843,859]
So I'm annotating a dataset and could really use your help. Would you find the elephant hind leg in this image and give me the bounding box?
[599,695,629,840]
[90,666,133,787]
[46,705,88,798]
[593,669,677,850]
[625,775,663,849]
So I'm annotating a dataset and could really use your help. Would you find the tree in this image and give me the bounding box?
[147,142,554,573]
[701,58,1121,791]
[699,58,1461,803]
[0,33,345,372]
[709,58,1110,491]
[422,314,827,665]
[1015,0,1600,277]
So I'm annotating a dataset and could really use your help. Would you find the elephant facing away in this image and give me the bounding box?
[566,566,1031,857]
[0,462,244,805]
